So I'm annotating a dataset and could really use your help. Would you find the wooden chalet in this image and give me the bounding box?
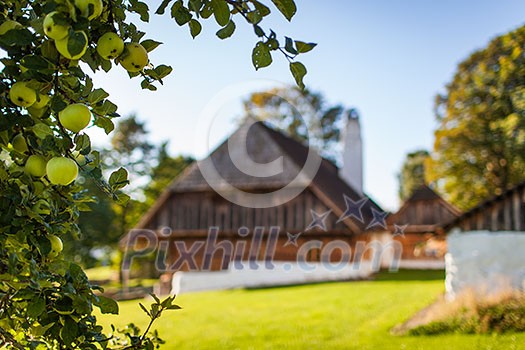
[445,181,525,232]
[386,185,461,260]
[128,120,385,271]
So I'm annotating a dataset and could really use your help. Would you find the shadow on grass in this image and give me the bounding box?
[373,269,445,281]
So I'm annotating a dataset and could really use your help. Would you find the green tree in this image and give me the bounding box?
[144,142,194,206]
[244,86,348,162]
[0,0,311,348]
[398,150,429,201]
[428,25,525,210]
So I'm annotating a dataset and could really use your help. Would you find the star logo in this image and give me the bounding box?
[305,209,332,232]
[366,208,388,230]
[337,195,368,224]
[284,232,301,247]
[392,224,408,237]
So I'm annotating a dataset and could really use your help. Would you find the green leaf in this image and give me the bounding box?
[189,19,202,38]
[154,65,173,79]
[252,42,272,70]
[113,191,130,205]
[109,167,129,190]
[60,317,78,346]
[284,37,297,55]
[67,31,88,57]
[32,123,53,139]
[156,0,173,14]
[74,134,91,153]
[94,115,115,134]
[271,0,297,21]
[211,0,230,27]
[87,88,109,104]
[216,20,236,39]
[171,1,193,26]
[129,0,150,22]
[290,61,307,89]
[21,55,53,71]
[141,79,158,91]
[140,39,162,53]
[94,295,119,314]
[294,40,317,53]
[27,297,46,318]
[139,302,151,317]
[167,304,182,310]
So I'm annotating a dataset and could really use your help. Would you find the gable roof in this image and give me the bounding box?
[387,185,461,233]
[136,119,384,233]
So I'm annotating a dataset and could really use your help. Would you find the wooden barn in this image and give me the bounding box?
[125,116,389,274]
[445,181,525,232]
[385,185,461,263]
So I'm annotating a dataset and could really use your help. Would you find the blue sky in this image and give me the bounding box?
[89,0,525,211]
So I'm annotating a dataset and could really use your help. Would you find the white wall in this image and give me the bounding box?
[445,231,525,300]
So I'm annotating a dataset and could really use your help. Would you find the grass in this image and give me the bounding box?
[96,270,525,349]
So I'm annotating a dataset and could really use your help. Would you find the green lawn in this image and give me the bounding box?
[97,271,525,349]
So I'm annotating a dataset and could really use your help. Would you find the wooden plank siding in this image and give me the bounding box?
[447,183,525,232]
[144,188,349,235]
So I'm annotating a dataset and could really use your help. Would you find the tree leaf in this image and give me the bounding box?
[216,20,236,39]
[270,0,296,21]
[109,167,129,190]
[290,61,307,89]
[27,297,46,318]
[94,295,119,315]
[60,317,78,346]
[94,115,115,134]
[211,0,230,27]
[294,40,317,53]
[129,0,150,22]
[171,1,193,26]
[156,0,173,14]
[252,42,272,70]
[140,39,163,53]
[189,19,202,38]
[87,88,109,104]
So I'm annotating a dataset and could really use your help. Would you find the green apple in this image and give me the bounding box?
[25,155,47,177]
[119,43,149,72]
[59,103,91,133]
[43,12,70,40]
[46,157,78,185]
[75,0,103,20]
[32,199,51,215]
[11,134,28,153]
[9,82,37,108]
[32,94,50,109]
[0,20,22,35]
[96,32,124,60]
[47,234,63,258]
[55,31,88,60]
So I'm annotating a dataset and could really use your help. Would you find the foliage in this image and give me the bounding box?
[244,86,349,162]
[427,25,525,210]
[409,292,525,335]
[144,142,193,206]
[0,0,309,348]
[398,149,429,201]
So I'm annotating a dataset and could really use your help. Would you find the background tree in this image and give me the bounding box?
[243,86,349,162]
[0,0,311,348]
[427,25,525,210]
[398,149,429,202]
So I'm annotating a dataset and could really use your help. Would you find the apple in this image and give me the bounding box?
[119,43,149,72]
[11,134,28,153]
[32,199,51,215]
[9,82,37,108]
[96,32,124,60]
[0,20,22,35]
[75,0,103,20]
[32,94,50,109]
[55,31,88,60]
[25,155,47,177]
[47,234,63,258]
[43,12,70,40]
[46,157,78,185]
[59,103,91,133]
